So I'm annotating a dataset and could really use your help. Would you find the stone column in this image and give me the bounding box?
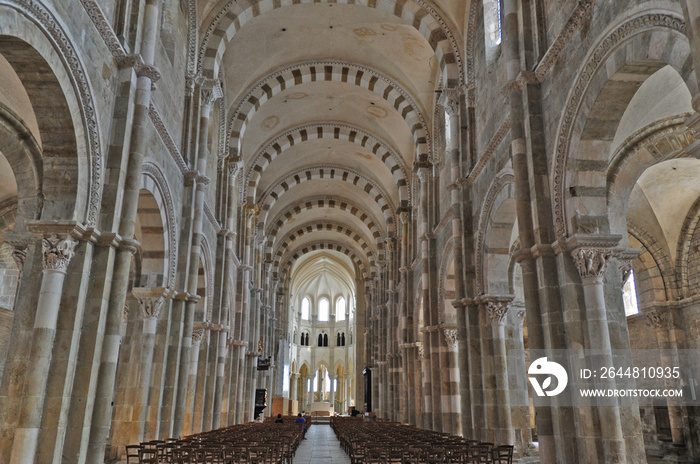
[485,297,515,446]
[569,240,626,463]
[9,235,77,464]
[416,159,441,431]
[330,375,337,412]
[84,0,162,460]
[183,329,203,434]
[291,373,299,410]
[508,302,532,456]
[646,309,686,445]
[133,288,167,442]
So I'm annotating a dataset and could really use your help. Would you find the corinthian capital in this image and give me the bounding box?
[42,235,77,272]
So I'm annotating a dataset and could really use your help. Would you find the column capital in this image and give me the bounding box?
[117,54,162,82]
[478,295,514,326]
[564,234,622,280]
[132,287,170,319]
[192,328,205,344]
[437,86,464,117]
[41,235,78,272]
[441,326,458,348]
[414,154,432,184]
[645,308,666,329]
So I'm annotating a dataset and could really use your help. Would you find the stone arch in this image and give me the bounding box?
[607,118,695,238]
[627,221,673,303]
[0,104,41,234]
[0,2,103,224]
[272,221,378,271]
[198,0,462,86]
[245,123,410,205]
[475,174,515,293]
[133,189,167,289]
[266,195,387,249]
[258,166,396,228]
[278,241,370,282]
[552,12,691,239]
[676,195,700,298]
[227,62,430,158]
[141,163,178,288]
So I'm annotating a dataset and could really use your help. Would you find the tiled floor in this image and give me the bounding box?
[293,424,351,464]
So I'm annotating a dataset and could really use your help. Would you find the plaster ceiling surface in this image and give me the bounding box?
[261,179,393,232]
[220,3,437,114]
[254,138,400,205]
[629,158,700,263]
[240,83,416,167]
[612,65,693,154]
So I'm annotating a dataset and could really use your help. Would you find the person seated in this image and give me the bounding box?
[295,412,307,438]
[275,413,284,423]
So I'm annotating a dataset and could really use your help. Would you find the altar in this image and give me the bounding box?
[310,401,333,416]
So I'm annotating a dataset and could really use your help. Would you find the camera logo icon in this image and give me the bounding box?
[528,357,568,397]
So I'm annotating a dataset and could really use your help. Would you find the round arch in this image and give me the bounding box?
[245,122,411,206]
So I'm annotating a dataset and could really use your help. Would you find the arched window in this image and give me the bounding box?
[336,297,346,321]
[337,333,341,346]
[484,0,502,52]
[623,270,639,316]
[318,333,323,347]
[305,333,310,346]
[318,298,329,321]
[323,333,329,347]
[301,297,310,320]
[342,333,346,346]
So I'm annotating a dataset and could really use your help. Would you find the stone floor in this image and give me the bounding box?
[293,424,350,464]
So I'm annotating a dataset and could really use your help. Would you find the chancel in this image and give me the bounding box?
[0,0,699,463]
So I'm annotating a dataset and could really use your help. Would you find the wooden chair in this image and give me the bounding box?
[125,445,140,464]
[492,445,513,464]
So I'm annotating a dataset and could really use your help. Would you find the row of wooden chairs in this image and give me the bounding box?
[331,417,514,464]
[126,418,310,463]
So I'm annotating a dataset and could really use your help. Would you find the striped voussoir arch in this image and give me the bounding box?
[275,240,372,282]
[257,165,397,229]
[198,0,461,86]
[245,123,410,205]
[227,61,429,158]
[265,195,388,248]
[272,221,379,271]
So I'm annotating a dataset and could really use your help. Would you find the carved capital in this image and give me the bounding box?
[416,166,431,184]
[437,87,463,117]
[442,327,458,348]
[11,247,27,272]
[132,287,169,319]
[42,235,77,272]
[192,328,205,343]
[571,248,613,280]
[399,211,411,225]
[645,309,665,329]
[117,54,161,82]
[486,301,510,326]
